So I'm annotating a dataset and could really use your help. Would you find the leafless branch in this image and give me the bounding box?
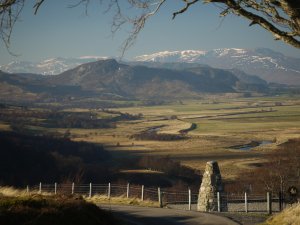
[173,0,200,19]
[103,0,167,56]
[1,0,300,57]
[68,0,90,15]
[33,0,45,15]
[0,0,24,55]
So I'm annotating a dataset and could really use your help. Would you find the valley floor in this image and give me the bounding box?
[1,95,299,182]
[70,95,300,180]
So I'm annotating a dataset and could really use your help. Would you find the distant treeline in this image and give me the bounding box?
[39,99,136,109]
[45,111,141,129]
[0,106,142,130]
[45,112,116,129]
[0,131,200,188]
[130,130,187,141]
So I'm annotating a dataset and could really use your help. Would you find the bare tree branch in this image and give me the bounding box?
[83,0,300,49]
[102,0,167,56]
[0,0,299,57]
[33,0,45,15]
[172,0,200,19]
[68,0,91,15]
[203,0,300,48]
[0,0,24,55]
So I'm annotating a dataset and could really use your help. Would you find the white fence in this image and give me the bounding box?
[25,182,286,213]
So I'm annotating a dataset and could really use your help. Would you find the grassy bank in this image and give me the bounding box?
[263,204,300,225]
[87,194,159,207]
[0,187,122,225]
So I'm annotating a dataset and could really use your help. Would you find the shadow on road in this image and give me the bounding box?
[99,204,239,225]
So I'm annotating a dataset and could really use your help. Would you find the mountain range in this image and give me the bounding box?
[135,48,300,85]
[0,59,269,102]
[1,48,299,85]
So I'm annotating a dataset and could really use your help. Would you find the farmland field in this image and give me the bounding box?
[69,95,300,180]
[1,95,300,181]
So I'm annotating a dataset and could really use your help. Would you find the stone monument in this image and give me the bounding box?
[197,161,226,212]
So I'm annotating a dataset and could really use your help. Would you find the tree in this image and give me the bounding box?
[248,138,300,194]
[0,0,43,53]
[1,0,300,52]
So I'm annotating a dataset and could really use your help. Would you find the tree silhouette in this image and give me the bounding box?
[1,0,299,52]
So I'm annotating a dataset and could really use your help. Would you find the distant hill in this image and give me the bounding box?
[0,70,91,103]
[47,59,244,99]
[0,70,41,102]
[135,48,300,85]
[0,59,270,102]
[130,61,268,92]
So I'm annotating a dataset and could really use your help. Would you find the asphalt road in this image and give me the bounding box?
[99,204,240,225]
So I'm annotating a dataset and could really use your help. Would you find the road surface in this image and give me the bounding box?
[99,204,239,225]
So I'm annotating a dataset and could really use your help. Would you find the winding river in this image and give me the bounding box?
[231,140,273,151]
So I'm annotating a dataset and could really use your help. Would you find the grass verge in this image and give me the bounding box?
[0,187,123,225]
[86,194,159,207]
[262,203,300,225]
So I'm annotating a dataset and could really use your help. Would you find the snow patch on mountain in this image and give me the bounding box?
[79,56,108,60]
[134,48,300,84]
[136,50,206,63]
[0,56,110,75]
[135,48,299,71]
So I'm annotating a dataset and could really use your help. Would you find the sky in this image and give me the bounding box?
[0,0,299,64]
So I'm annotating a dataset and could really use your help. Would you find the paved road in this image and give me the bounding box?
[99,204,239,225]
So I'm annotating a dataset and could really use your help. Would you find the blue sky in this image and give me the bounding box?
[0,0,299,64]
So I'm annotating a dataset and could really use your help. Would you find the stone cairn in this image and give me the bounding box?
[197,161,227,212]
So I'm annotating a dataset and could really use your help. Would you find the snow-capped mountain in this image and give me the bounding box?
[135,48,300,85]
[136,50,207,63]
[1,48,299,85]
[0,56,109,75]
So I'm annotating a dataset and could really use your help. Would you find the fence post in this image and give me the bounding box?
[188,188,192,211]
[141,185,144,201]
[279,191,283,211]
[26,185,29,194]
[108,183,111,199]
[158,187,163,208]
[217,192,221,212]
[39,182,42,194]
[245,192,248,213]
[127,183,130,198]
[267,192,272,215]
[89,183,92,198]
[72,182,74,195]
[54,182,57,195]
